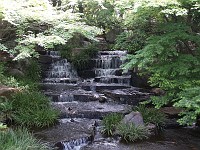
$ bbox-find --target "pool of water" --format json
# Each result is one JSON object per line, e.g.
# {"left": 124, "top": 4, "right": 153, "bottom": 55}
{"left": 83, "top": 127, "right": 200, "bottom": 150}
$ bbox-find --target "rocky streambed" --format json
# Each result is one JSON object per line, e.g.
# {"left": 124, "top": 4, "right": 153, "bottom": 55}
{"left": 35, "top": 50, "right": 200, "bottom": 150}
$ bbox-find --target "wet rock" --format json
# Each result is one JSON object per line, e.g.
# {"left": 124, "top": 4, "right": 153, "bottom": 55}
{"left": 146, "top": 123, "right": 157, "bottom": 136}
{"left": 0, "top": 84, "right": 19, "bottom": 98}
{"left": 151, "top": 88, "right": 165, "bottom": 96}
{"left": 52, "top": 101, "right": 131, "bottom": 119}
{"left": 8, "top": 68, "right": 24, "bottom": 77}
{"left": 165, "top": 118, "right": 182, "bottom": 128}
{"left": 38, "top": 55, "right": 53, "bottom": 64}
{"left": 102, "top": 87, "right": 150, "bottom": 105}
{"left": 121, "top": 111, "right": 144, "bottom": 127}
{"left": 160, "top": 107, "right": 182, "bottom": 118}
{"left": 83, "top": 141, "right": 127, "bottom": 150}
{"left": 81, "top": 83, "right": 131, "bottom": 91}
{"left": 34, "top": 118, "right": 97, "bottom": 146}
{"left": 99, "top": 96, "right": 107, "bottom": 103}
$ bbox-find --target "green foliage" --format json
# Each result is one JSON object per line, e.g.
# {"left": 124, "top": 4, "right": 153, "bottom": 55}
{"left": 102, "top": 113, "right": 123, "bottom": 136}
{"left": 11, "top": 91, "right": 59, "bottom": 127}
{"left": 0, "top": 96, "right": 13, "bottom": 123}
{"left": 122, "top": 0, "right": 200, "bottom": 125}
{"left": 114, "top": 30, "right": 147, "bottom": 52}
{"left": 117, "top": 123, "right": 149, "bottom": 142}
{"left": 24, "top": 59, "right": 41, "bottom": 82}
{"left": 0, "top": 63, "right": 21, "bottom": 88}
{"left": 174, "top": 87, "right": 200, "bottom": 125}
{"left": 1, "top": 0, "right": 102, "bottom": 60}
{"left": 134, "top": 104, "right": 166, "bottom": 128}
{"left": 71, "top": 44, "right": 99, "bottom": 70}
{"left": 0, "top": 128, "right": 47, "bottom": 150}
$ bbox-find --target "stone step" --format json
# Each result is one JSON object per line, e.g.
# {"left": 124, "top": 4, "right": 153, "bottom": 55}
{"left": 40, "top": 83, "right": 79, "bottom": 91}
{"left": 42, "top": 78, "right": 79, "bottom": 84}
{"left": 98, "top": 51, "right": 127, "bottom": 56}
{"left": 44, "top": 89, "right": 104, "bottom": 102}
{"left": 94, "top": 75, "right": 131, "bottom": 85}
{"left": 101, "top": 87, "right": 151, "bottom": 105}
{"left": 52, "top": 101, "right": 131, "bottom": 119}
{"left": 78, "top": 69, "right": 125, "bottom": 79}
{"left": 80, "top": 83, "right": 131, "bottom": 91}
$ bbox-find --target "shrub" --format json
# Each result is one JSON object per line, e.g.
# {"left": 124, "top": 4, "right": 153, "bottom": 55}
{"left": 117, "top": 123, "right": 149, "bottom": 142}
{"left": 174, "top": 87, "right": 200, "bottom": 126}
{"left": 24, "top": 59, "right": 41, "bottom": 82}
{"left": 134, "top": 104, "right": 166, "bottom": 129}
{"left": 0, "top": 96, "right": 13, "bottom": 124}
{"left": 102, "top": 113, "right": 123, "bottom": 136}
{"left": 0, "top": 128, "right": 47, "bottom": 150}
{"left": 71, "top": 44, "right": 99, "bottom": 70}
{"left": 11, "top": 91, "right": 59, "bottom": 127}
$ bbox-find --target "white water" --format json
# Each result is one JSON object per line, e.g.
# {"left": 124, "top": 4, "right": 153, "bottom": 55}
{"left": 44, "top": 51, "right": 78, "bottom": 83}
{"left": 94, "top": 51, "right": 130, "bottom": 85}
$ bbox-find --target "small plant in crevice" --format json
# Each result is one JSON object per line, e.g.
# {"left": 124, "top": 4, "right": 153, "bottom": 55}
{"left": 0, "top": 96, "right": 14, "bottom": 125}
{"left": 11, "top": 91, "right": 59, "bottom": 128}
{"left": 0, "top": 128, "right": 48, "bottom": 150}
{"left": 117, "top": 123, "right": 149, "bottom": 142}
{"left": 134, "top": 104, "right": 166, "bottom": 130}
{"left": 71, "top": 44, "right": 99, "bottom": 70}
{"left": 102, "top": 113, "right": 123, "bottom": 136}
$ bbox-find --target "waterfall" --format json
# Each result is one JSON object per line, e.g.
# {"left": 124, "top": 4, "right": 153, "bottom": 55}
{"left": 57, "top": 137, "right": 90, "bottom": 150}
{"left": 43, "top": 51, "right": 78, "bottom": 83}
{"left": 93, "top": 51, "right": 130, "bottom": 85}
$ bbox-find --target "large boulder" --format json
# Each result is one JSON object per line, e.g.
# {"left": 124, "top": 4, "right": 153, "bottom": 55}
{"left": 121, "top": 111, "right": 144, "bottom": 127}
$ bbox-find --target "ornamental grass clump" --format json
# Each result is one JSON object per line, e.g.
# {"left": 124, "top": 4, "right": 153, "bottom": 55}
{"left": 102, "top": 113, "right": 123, "bottom": 136}
{"left": 11, "top": 91, "right": 59, "bottom": 128}
{"left": 0, "top": 128, "right": 48, "bottom": 150}
{"left": 117, "top": 123, "right": 149, "bottom": 142}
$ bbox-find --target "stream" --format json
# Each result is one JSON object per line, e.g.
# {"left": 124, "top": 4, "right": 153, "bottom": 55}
{"left": 36, "top": 50, "right": 200, "bottom": 150}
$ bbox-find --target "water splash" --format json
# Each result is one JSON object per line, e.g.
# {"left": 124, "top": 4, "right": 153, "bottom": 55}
{"left": 57, "top": 137, "right": 90, "bottom": 150}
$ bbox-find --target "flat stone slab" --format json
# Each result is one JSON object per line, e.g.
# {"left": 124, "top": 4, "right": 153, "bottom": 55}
{"left": 40, "top": 83, "right": 79, "bottom": 91}
{"left": 45, "top": 89, "right": 104, "bottom": 102}
{"left": 81, "top": 83, "right": 131, "bottom": 91}
{"left": 52, "top": 101, "right": 131, "bottom": 119}
{"left": 102, "top": 87, "right": 150, "bottom": 105}
{"left": 34, "top": 118, "right": 97, "bottom": 146}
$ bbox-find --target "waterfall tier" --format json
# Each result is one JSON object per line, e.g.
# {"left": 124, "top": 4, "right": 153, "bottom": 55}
{"left": 93, "top": 51, "right": 130, "bottom": 85}
{"left": 43, "top": 51, "right": 78, "bottom": 83}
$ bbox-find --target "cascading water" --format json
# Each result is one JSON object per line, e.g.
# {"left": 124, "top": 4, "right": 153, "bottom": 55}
{"left": 94, "top": 51, "right": 131, "bottom": 85}
{"left": 43, "top": 51, "right": 78, "bottom": 83}
{"left": 59, "top": 137, "right": 90, "bottom": 150}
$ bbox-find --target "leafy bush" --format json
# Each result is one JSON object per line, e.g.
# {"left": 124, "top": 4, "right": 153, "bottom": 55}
{"left": 174, "top": 87, "right": 200, "bottom": 125}
{"left": 11, "top": 91, "right": 59, "bottom": 127}
{"left": 114, "top": 30, "right": 147, "bottom": 53}
{"left": 24, "top": 59, "right": 41, "bottom": 82}
{"left": 134, "top": 104, "right": 166, "bottom": 129}
{"left": 0, "top": 128, "right": 47, "bottom": 150}
{"left": 102, "top": 113, "right": 123, "bottom": 136}
{"left": 0, "top": 96, "right": 13, "bottom": 124}
{"left": 71, "top": 44, "right": 99, "bottom": 70}
{"left": 117, "top": 123, "right": 149, "bottom": 142}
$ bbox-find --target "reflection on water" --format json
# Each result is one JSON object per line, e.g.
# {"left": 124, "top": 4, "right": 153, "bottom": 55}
{"left": 83, "top": 127, "right": 200, "bottom": 150}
